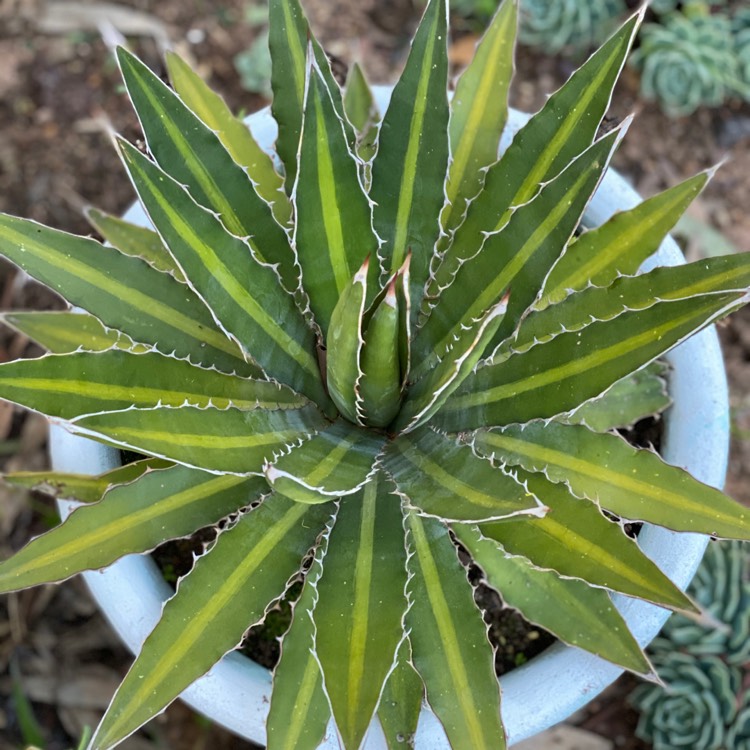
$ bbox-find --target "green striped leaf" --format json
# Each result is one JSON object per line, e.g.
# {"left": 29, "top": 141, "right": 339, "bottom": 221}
{"left": 0, "top": 214, "right": 255, "bottom": 377}
{"left": 269, "top": 0, "right": 354, "bottom": 189}
{"left": 118, "top": 140, "right": 328, "bottom": 408}
{"left": 0, "top": 311, "right": 146, "bottom": 355}
{"left": 378, "top": 639, "right": 423, "bottom": 750}
{"left": 314, "top": 473, "right": 408, "bottom": 750}
{"left": 0, "top": 465, "right": 263, "bottom": 592}
{"left": 265, "top": 420, "right": 384, "bottom": 504}
{"left": 117, "top": 48, "right": 298, "bottom": 292}
{"left": 474, "top": 421, "right": 750, "bottom": 540}
{"left": 165, "top": 51, "right": 291, "bottom": 226}
{"left": 71, "top": 404, "right": 326, "bottom": 476}
{"left": 438, "top": 291, "right": 747, "bottom": 430}
{"left": 360, "top": 281, "right": 402, "bottom": 427}
{"left": 85, "top": 207, "right": 185, "bottom": 280}
{"left": 562, "top": 361, "right": 670, "bottom": 432}
{"left": 475, "top": 469, "right": 697, "bottom": 613}
{"left": 505, "top": 253, "right": 750, "bottom": 360}
{"left": 424, "top": 13, "right": 640, "bottom": 310}
{"left": 453, "top": 523, "right": 653, "bottom": 677}
{"left": 415, "top": 128, "right": 622, "bottom": 378}
{"left": 439, "top": 0, "right": 516, "bottom": 239}
{"left": 5, "top": 458, "right": 171, "bottom": 503}
{"left": 405, "top": 511, "right": 506, "bottom": 750}
{"left": 0, "top": 350, "right": 307, "bottom": 421}
{"left": 369, "top": 0, "right": 449, "bottom": 317}
{"left": 267, "top": 524, "right": 331, "bottom": 750}
{"left": 542, "top": 171, "right": 710, "bottom": 304}
{"left": 326, "top": 259, "right": 368, "bottom": 424}
{"left": 384, "top": 428, "right": 543, "bottom": 522}
{"left": 90, "top": 496, "right": 333, "bottom": 750}
{"left": 294, "top": 56, "right": 379, "bottom": 336}
{"left": 393, "top": 297, "right": 506, "bottom": 432}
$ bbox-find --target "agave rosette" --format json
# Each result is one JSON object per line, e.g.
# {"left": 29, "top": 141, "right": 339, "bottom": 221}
{"left": 1, "top": 1, "right": 750, "bottom": 748}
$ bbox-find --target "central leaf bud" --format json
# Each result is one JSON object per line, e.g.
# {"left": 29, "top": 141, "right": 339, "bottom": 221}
{"left": 326, "top": 256, "right": 411, "bottom": 428}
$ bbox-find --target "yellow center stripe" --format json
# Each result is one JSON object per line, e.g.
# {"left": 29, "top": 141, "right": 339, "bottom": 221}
{"left": 10, "top": 474, "right": 243, "bottom": 576}
{"left": 314, "top": 89, "right": 352, "bottom": 294}
{"left": 305, "top": 433, "right": 362, "bottom": 486}
{"left": 481, "top": 431, "right": 746, "bottom": 526}
{"left": 450, "top": 302, "right": 728, "bottom": 410}
{"left": 347, "top": 482, "right": 377, "bottom": 731}
{"left": 130, "top": 157, "right": 320, "bottom": 381}
{"left": 0, "top": 376, "right": 286, "bottom": 411}
{"left": 112, "top": 502, "right": 309, "bottom": 732}
{"left": 132, "top": 72, "right": 247, "bottom": 240}
{"left": 410, "top": 515, "right": 487, "bottom": 746}
{"left": 3, "top": 225, "right": 241, "bottom": 359}
{"left": 391, "top": 16, "right": 439, "bottom": 271}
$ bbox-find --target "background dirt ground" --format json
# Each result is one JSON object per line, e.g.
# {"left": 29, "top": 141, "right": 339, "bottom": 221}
{"left": 0, "top": 1, "right": 749, "bottom": 748}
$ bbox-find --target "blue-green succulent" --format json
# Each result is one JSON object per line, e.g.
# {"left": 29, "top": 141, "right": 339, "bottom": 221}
{"left": 633, "top": 542, "right": 750, "bottom": 750}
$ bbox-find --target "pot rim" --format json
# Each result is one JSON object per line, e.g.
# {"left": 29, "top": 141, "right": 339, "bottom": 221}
{"left": 50, "top": 90, "right": 728, "bottom": 748}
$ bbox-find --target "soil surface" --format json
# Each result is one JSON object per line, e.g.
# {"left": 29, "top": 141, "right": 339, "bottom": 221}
{"left": 1, "top": 1, "right": 750, "bottom": 749}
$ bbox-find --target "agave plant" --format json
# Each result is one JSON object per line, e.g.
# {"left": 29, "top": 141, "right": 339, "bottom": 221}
{"left": 1, "top": 1, "right": 750, "bottom": 748}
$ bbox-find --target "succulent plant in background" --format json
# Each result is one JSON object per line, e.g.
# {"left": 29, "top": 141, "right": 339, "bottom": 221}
{"left": 631, "top": 542, "right": 750, "bottom": 750}
{"left": 733, "top": 8, "right": 750, "bottom": 95}
{"left": 517, "top": 0, "right": 625, "bottom": 53}
{"left": 1, "top": 1, "right": 750, "bottom": 749}
{"left": 630, "top": 10, "right": 740, "bottom": 116}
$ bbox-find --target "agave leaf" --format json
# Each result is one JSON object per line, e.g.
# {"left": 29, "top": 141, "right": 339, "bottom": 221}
{"left": 439, "top": 0, "right": 516, "bottom": 239}
{"left": 384, "top": 427, "right": 543, "bottom": 523}
{"left": 343, "top": 62, "right": 379, "bottom": 165}
{"left": 265, "top": 420, "right": 384, "bottom": 504}
{"left": 504, "top": 252, "right": 750, "bottom": 359}
{"left": 405, "top": 511, "right": 506, "bottom": 750}
{"left": 360, "top": 281, "right": 402, "bottom": 427}
{"left": 396, "top": 258, "right": 413, "bottom": 387}
{"left": 542, "top": 171, "right": 710, "bottom": 304}
{"left": 70, "top": 404, "right": 326, "bottom": 476}
{"left": 5, "top": 458, "right": 171, "bottom": 503}
{"left": 370, "top": 0, "right": 449, "bottom": 316}
{"left": 326, "top": 259, "right": 368, "bottom": 424}
{"left": 118, "top": 140, "right": 329, "bottom": 409}
{"left": 269, "top": 0, "right": 354, "bottom": 189}
{"left": 453, "top": 523, "right": 654, "bottom": 677}
{"left": 424, "top": 13, "right": 640, "bottom": 309}
{"left": 475, "top": 468, "right": 697, "bottom": 613}
{"left": 438, "top": 291, "right": 748, "bottom": 430}
{"left": 415, "top": 127, "right": 623, "bottom": 378}
{"left": 562, "top": 361, "right": 670, "bottom": 433}
{"left": 393, "top": 297, "right": 506, "bottom": 432}
{"left": 85, "top": 207, "right": 185, "bottom": 280}
{"left": 474, "top": 421, "right": 750, "bottom": 540}
{"left": 90, "top": 496, "right": 333, "bottom": 750}
{"left": 116, "top": 48, "right": 299, "bottom": 293}
{"left": 293, "top": 55, "right": 379, "bottom": 336}
{"left": 0, "top": 466, "right": 264, "bottom": 593}
{"left": 267, "top": 523, "right": 331, "bottom": 750}
{"left": 314, "top": 473, "right": 408, "bottom": 750}
{"left": 0, "top": 350, "right": 307, "bottom": 420}
{"left": 378, "top": 638, "right": 424, "bottom": 750}
{"left": 164, "top": 51, "right": 291, "bottom": 226}
{"left": 0, "top": 312, "right": 146, "bottom": 355}
{"left": 0, "top": 215, "right": 256, "bottom": 377}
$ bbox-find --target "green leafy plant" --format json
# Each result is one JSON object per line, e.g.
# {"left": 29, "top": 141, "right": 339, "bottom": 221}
{"left": 1, "top": 1, "right": 750, "bottom": 748}
{"left": 630, "top": 9, "right": 742, "bottom": 116}
{"left": 631, "top": 542, "right": 750, "bottom": 750}
{"left": 518, "top": 0, "right": 625, "bottom": 53}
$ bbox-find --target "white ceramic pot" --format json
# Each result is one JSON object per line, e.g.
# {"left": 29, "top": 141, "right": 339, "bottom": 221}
{"left": 50, "top": 89, "right": 728, "bottom": 748}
